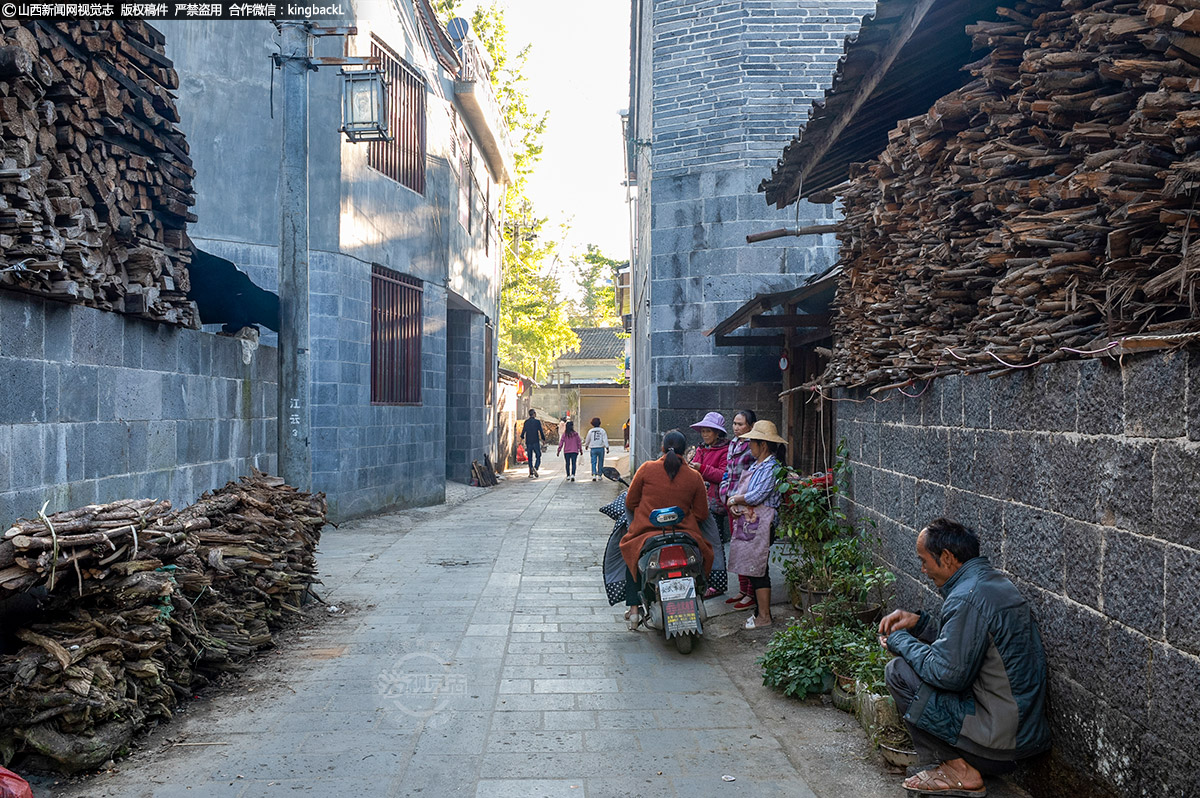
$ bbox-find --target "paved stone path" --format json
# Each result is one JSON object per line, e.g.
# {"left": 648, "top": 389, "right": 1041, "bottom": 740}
{"left": 51, "top": 457, "right": 821, "bottom": 798}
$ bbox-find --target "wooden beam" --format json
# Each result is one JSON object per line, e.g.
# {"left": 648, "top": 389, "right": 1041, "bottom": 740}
{"left": 746, "top": 224, "right": 839, "bottom": 243}
{"left": 750, "top": 313, "right": 833, "bottom": 329}
{"left": 715, "top": 334, "right": 785, "bottom": 348}
{"left": 790, "top": 327, "right": 834, "bottom": 348}
{"left": 783, "top": 0, "right": 939, "bottom": 206}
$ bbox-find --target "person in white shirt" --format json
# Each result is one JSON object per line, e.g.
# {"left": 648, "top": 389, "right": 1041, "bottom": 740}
{"left": 583, "top": 417, "right": 610, "bottom": 481}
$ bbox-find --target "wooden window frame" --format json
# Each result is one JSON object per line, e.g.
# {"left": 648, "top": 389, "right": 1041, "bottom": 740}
{"left": 368, "top": 38, "right": 427, "bottom": 194}
{"left": 371, "top": 265, "right": 423, "bottom": 405}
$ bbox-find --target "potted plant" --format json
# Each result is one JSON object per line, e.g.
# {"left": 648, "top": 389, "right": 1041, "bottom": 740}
{"left": 756, "top": 618, "right": 838, "bottom": 699}
{"left": 851, "top": 645, "right": 918, "bottom": 768}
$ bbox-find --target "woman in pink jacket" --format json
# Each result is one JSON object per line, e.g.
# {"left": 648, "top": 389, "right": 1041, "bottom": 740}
{"left": 556, "top": 420, "right": 583, "bottom": 482}
{"left": 689, "top": 412, "right": 729, "bottom": 598}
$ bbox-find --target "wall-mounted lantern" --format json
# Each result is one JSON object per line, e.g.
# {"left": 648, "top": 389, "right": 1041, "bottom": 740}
{"left": 340, "top": 69, "right": 391, "bottom": 142}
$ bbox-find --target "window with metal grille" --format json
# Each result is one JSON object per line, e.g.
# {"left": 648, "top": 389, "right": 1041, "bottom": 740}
{"left": 453, "top": 110, "right": 472, "bottom": 231}
{"left": 371, "top": 266, "right": 423, "bottom": 405}
{"left": 369, "top": 38, "right": 426, "bottom": 194}
{"left": 484, "top": 321, "right": 494, "bottom": 406}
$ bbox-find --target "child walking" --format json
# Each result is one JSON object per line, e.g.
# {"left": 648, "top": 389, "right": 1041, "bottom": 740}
{"left": 583, "top": 417, "right": 610, "bottom": 481}
{"left": 557, "top": 420, "right": 583, "bottom": 481}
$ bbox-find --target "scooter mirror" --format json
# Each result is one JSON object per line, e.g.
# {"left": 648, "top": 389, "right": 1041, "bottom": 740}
{"left": 601, "top": 467, "right": 624, "bottom": 482}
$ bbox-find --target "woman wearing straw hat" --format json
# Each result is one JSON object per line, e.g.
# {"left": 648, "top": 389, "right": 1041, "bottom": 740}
{"left": 726, "top": 420, "right": 787, "bottom": 630}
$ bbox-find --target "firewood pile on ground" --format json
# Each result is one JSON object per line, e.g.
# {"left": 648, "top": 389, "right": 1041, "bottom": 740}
{"left": 0, "top": 20, "right": 198, "bottom": 326}
{"left": 0, "top": 472, "right": 326, "bottom": 773}
{"left": 816, "top": 0, "right": 1200, "bottom": 389}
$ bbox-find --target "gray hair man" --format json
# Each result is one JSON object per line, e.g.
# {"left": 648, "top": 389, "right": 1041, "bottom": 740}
{"left": 879, "top": 518, "right": 1051, "bottom": 797}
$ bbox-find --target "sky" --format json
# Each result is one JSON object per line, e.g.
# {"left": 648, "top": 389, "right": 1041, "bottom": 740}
{"left": 459, "top": 0, "right": 633, "bottom": 264}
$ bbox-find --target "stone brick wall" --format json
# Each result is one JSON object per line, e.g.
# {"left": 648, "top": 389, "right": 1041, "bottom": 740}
{"left": 445, "top": 309, "right": 488, "bottom": 483}
{"left": 837, "top": 351, "right": 1200, "bottom": 798}
{"left": 310, "top": 253, "right": 448, "bottom": 522}
{"left": 630, "top": 0, "right": 871, "bottom": 462}
{"left": 0, "top": 291, "right": 277, "bottom": 523}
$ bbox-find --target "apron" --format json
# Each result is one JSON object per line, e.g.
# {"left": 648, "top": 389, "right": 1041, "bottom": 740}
{"left": 726, "top": 469, "right": 774, "bottom": 579}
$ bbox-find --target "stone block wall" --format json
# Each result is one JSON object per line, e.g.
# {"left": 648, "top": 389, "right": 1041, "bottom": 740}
{"left": 837, "top": 351, "right": 1200, "bottom": 798}
{"left": 0, "top": 291, "right": 277, "bottom": 524}
{"left": 631, "top": 0, "right": 871, "bottom": 461}
{"left": 445, "top": 308, "right": 488, "bottom": 483}
{"left": 310, "top": 252, "right": 447, "bottom": 522}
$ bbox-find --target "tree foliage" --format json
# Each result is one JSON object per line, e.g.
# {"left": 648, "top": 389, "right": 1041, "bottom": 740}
{"left": 568, "top": 244, "right": 625, "bottom": 328}
{"left": 434, "top": 0, "right": 576, "bottom": 381}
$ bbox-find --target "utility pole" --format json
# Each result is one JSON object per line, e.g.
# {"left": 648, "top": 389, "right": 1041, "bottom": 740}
{"left": 277, "top": 21, "right": 313, "bottom": 491}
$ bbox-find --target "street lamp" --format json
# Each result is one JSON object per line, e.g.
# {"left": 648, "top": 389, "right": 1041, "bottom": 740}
{"left": 340, "top": 69, "right": 391, "bottom": 142}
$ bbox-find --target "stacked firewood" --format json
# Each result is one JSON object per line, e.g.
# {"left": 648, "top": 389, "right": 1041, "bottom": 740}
{"left": 0, "top": 472, "right": 326, "bottom": 772}
{"left": 819, "top": 0, "right": 1200, "bottom": 388}
{"left": 0, "top": 20, "right": 198, "bottom": 326}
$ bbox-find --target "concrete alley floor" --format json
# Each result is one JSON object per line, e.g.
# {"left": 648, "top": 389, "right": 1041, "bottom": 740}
{"left": 43, "top": 455, "right": 1026, "bottom": 798}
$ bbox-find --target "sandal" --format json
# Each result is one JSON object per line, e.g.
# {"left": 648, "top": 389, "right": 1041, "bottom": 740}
{"left": 725, "top": 593, "right": 749, "bottom": 605}
{"left": 743, "top": 615, "right": 772, "bottom": 630}
{"left": 703, "top": 587, "right": 722, "bottom": 600}
{"left": 903, "top": 768, "right": 986, "bottom": 797}
{"left": 626, "top": 607, "right": 644, "bottom": 631}
{"left": 732, "top": 596, "right": 756, "bottom": 610}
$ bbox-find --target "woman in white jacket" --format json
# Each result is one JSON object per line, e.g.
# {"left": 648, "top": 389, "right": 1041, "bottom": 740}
{"left": 582, "top": 417, "right": 610, "bottom": 481}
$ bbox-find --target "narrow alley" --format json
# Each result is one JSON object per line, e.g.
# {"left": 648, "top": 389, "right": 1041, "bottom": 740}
{"left": 42, "top": 460, "right": 902, "bottom": 798}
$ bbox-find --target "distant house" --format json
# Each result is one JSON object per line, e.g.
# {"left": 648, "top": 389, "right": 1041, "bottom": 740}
{"left": 543, "top": 328, "right": 628, "bottom": 440}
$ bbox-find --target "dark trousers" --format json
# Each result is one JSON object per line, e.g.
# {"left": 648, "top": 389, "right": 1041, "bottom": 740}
{"left": 564, "top": 452, "right": 578, "bottom": 476}
{"left": 624, "top": 567, "right": 642, "bottom": 607}
{"left": 526, "top": 442, "right": 542, "bottom": 472}
{"left": 885, "top": 657, "right": 1017, "bottom": 776}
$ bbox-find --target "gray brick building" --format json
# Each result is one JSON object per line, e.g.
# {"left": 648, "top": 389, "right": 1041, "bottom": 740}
{"left": 627, "top": 0, "right": 872, "bottom": 461}
{"left": 159, "top": 4, "right": 510, "bottom": 521}
{"left": 0, "top": 7, "right": 509, "bottom": 526}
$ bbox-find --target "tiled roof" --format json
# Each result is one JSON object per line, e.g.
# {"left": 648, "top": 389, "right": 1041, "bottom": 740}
{"left": 561, "top": 327, "right": 624, "bottom": 360}
{"left": 760, "top": 0, "right": 1001, "bottom": 207}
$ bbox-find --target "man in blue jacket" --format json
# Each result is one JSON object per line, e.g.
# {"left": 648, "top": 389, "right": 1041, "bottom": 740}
{"left": 879, "top": 518, "right": 1050, "bottom": 797}
{"left": 521, "top": 409, "right": 546, "bottom": 478}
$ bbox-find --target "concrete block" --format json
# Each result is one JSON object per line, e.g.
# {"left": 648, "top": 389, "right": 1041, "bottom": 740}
{"left": 178, "top": 419, "right": 215, "bottom": 465}
{"left": 1191, "top": 349, "right": 1200, "bottom": 442}
{"left": 84, "top": 422, "right": 130, "bottom": 480}
{"left": 66, "top": 478, "right": 98, "bottom": 509}
{"left": 9, "top": 424, "right": 44, "bottom": 490}
{"left": 114, "top": 368, "right": 164, "bottom": 421}
{"left": 55, "top": 365, "right": 99, "bottom": 423}
{"left": 1102, "top": 528, "right": 1165, "bottom": 636}
{"left": 946, "top": 429, "right": 976, "bottom": 492}
{"left": 1149, "top": 643, "right": 1200, "bottom": 749}
{"left": 1007, "top": 433, "right": 1054, "bottom": 511}
{"left": 43, "top": 302, "right": 72, "bottom": 361}
{"left": 97, "top": 473, "right": 138, "bottom": 505}
{"left": 1033, "top": 591, "right": 1108, "bottom": 690}
{"left": 0, "top": 358, "right": 45, "bottom": 424}
{"left": 1001, "top": 504, "right": 1064, "bottom": 592}
{"left": 1063, "top": 519, "right": 1103, "bottom": 611}
{"left": 1124, "top": 351, "right": 1186, "bottom": 438}
{"left": 0, "top": 296, "right": 43, "bottom": 359}
{"left": 1027, "top": 361, "right": 1079, "bottom": 432}
{"left": 1078, "top": 358, "right": 1122, "bottom": 436}
{"left": 1151, "top": 441, "right": 1200, "bottom": 549}
{"left": 1164, "top": 547, "right": 1200, "bottom": 655}
{"left": 92, "top": 311, "right": 125, "bottom": 367}
{"left": 123, "top": 321, "right": 143, "bottom": 368}
{"left": 142, "top": 324, "right": 179, "bottom": 372}
{"left": 961, "top": 373, "right": 990, "bottom": 429}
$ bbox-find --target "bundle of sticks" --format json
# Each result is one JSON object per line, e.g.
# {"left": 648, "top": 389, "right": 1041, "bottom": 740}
{"left": 818, "top": 0, "right": 1200, "bottom": 388}
{"left": 0, "top": 472, "right": 326, "bottom": 772}
{"left": 0, "top": 20, "right": 197, "bottom": 326}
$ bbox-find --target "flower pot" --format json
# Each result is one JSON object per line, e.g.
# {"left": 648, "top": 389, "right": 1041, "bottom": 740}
{"left": 854, "top": 603, "right": 885, "bottom": 626}
{"left": 831, "top": 680, "right": 855, "bottom": 712}
{"left": 879, "top": 741, "right": 919, "bottom": 769}
{"left": 787, "top": 583, "right": 830, "bottom": 614}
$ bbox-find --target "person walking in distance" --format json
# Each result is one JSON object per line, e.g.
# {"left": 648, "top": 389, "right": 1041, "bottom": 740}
{"left": 583, "top": 417, "right": 610, "bottom": 481}
{"left": 522, "top": 409, "right": 546, "bottom": 478}
{"left": 719, "top": 409, "right": 758, "bottom": 609}
{"left": 557, "top": 420, "right": 583, "bottom": 482}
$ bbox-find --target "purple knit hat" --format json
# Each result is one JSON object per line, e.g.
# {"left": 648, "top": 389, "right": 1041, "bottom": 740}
{"left": 689, "top": 412, "right": 726, "bottom": 434}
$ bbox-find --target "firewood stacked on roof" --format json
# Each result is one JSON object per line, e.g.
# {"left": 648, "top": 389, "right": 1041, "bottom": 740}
{"left": 0, "top": 472, "right": 326, "bottom": 773}
{"left": 0, "top": 20, "right": 198, "bottom": 326}
{"left": 819, "top": 0, "right": 1200, "bottom": 388}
